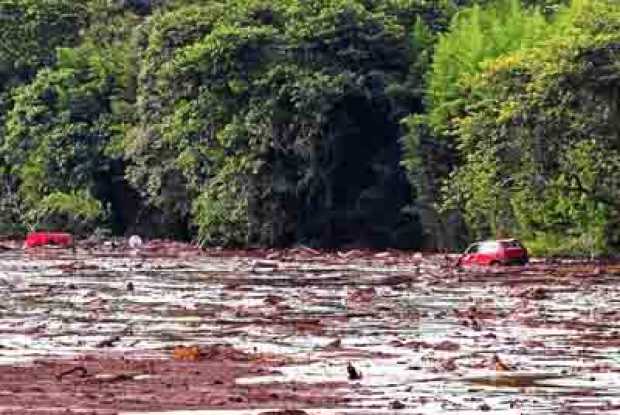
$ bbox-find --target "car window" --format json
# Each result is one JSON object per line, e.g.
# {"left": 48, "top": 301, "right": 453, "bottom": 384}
{"left": 502, "top": 240, "right": 523, "bottom": 249}
{"left": 479, "top": 241, "right": 499, "bottom": 253}
{"left": 465, "top": 243, "right": 479, "bottom": 254}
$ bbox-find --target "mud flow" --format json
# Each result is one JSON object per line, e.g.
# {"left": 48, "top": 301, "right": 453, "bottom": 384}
{"left": 0, "top": 248, "right": 619, "bottom": 414}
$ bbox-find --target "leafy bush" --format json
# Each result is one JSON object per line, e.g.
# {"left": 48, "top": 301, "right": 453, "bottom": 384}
{"left": 0, "top": 175, "right": 26, "bottom": 236}
{"left": 0, "top": 0, "right": 86, "bottom": 92}
{"left": 25, "top": 190, "right": 104, "bottom": 235}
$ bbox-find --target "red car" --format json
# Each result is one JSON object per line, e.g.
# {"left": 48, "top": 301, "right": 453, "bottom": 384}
{"left": 457, "top": 239, "right": 528, "bottom": 266}
{"left": 25, "top": 232, "right": 74, "bottom": 248}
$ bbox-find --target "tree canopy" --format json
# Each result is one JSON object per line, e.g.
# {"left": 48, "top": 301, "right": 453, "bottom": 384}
{"left": 1, "top": 0, "right": 620, "bottom": 255}
{"left": 402, "top": 0, "right": 620, "bottom": 254}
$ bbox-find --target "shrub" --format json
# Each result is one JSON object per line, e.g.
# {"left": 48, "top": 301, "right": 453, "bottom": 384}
{"left": 25, "top": 190, "right": 104, "bottom": 235}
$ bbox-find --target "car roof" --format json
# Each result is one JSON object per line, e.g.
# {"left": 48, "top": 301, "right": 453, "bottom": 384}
{"left": 467, "top": 239, "right": 521, "bottom": 247}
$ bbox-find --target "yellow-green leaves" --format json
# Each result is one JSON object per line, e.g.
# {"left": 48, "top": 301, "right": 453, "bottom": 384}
{"left": 442, "top": 1, "right": 620, "bottom": 254}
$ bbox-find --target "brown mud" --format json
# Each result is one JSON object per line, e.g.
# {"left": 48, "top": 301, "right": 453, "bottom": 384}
{"left": 0, "top": 351, "right": 346, "bottom": 414}
{"left": 0, "top": 243, "right": 619, "bottom": 414}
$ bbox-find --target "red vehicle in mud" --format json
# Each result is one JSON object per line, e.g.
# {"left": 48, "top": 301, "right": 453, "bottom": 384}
{"left": 457, "top": 239, "right": 528, "bottom": 266}
{"left": 25, "top": 232, "right": 73, "bottom": 248}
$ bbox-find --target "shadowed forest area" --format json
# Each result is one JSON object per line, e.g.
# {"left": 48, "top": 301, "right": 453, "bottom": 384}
{"left": 1, "top": 0, "right": 620, "bottom": 255}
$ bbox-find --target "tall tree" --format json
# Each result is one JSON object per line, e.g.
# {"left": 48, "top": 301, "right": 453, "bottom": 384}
{"left": 401, "top": 0, "right": 572, "bottom": 249}
{"left": 127, "top": 0, "right": 437, "bottom": 247}
{"left": 442, "top": 0, "right": 620, "bottom": 255}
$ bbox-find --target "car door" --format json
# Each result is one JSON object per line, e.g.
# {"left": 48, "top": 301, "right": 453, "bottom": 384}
{"left": 460, "top": 243, "right": 480, "bottom": 265}
{"left": 502, "top": 240, "right": 527, "bottom": 263}
{"left": 476, "top": 241, "right": 500, "bottom": 265}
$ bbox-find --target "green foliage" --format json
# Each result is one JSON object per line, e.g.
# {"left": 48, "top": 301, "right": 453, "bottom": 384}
{"left": 400, "top": 0, "right": 567, "bottom": 249}
{"left": 0, "top": 0, "right": 86, "bottom": 91}
{"left": 399, "top": 0, "right": 620, "bottom": 255}
{"left": 3, "top": 44, "right": 127, "bottom": 201}
{"left": 26, "top": 190, "right": 104, "bottom": 234}
{"left": 192, "top": 160, "right": 251, "bottom": 246}
{"left": 128, "top": 0, "right": 422, "bottom": 247}
{"left": 426, "top": 0, "right": 562, "bottom": 133}
{"left": 0, "top": 174, "right": 25, "bottom": 236}
{"left": 442, "top": 1, "right": 620, "bottom": 255}
{"left": 2, "top": 0, "right": 619, "bottom": 256}
{"left": 0, "top": 0, "right": 90, "bottom": 235}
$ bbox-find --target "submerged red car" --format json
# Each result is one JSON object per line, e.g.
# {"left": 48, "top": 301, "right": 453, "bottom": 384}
{"left": 25, "top": 232, "right": 73, "bottom": 248}
{"left": 457, "top": 239, "right": 528, "bottom": 266}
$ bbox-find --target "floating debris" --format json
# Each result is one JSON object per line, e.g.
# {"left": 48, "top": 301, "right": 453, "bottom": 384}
{"left": 347, "top": 362, "right": 362, "bottom": 380}
{"left": 0, "top": 250, "right": 618, "bottom": 412}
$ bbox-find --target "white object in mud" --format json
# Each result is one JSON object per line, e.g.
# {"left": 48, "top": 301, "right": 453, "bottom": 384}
{"left": 128, "top": 235, "right": 143, "bottom": 249}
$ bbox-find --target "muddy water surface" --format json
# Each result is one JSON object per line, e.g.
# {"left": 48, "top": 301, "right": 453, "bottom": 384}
{"left": 0, "top": 249, "right": 619, "bottom": 414}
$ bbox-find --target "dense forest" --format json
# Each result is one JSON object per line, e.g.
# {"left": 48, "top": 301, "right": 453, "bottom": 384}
{"left": 1, "top": 0, "right": 619, "bottom": 255}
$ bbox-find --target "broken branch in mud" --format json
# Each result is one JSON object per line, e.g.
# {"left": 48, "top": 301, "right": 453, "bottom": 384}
{"left": 347, "top": 362, "right": 362, "bottom": 380}
{"left": 96, "top": 335, "right": 121, "bottom": 348}
{"left": 94, "top": 372, "right": 138, "bottom": 383}
{"left": 56, "top": 365, "right": 88, "bottom": 380}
